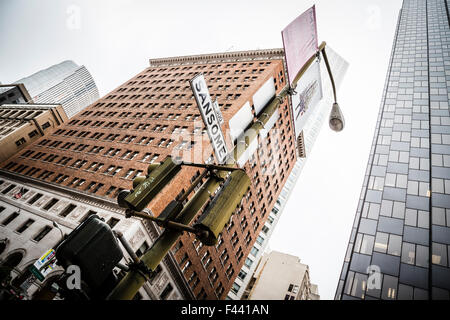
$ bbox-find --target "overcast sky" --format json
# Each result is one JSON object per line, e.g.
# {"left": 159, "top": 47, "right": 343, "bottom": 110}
{"left": 0, "top": 0, "right": 403, "bottom": 299}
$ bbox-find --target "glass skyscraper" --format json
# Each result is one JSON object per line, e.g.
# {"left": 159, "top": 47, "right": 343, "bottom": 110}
{"left": 15, "top": 60, "right": 99, "bottom": 118}
{"left": 336, "top": 0, "right": 450, "bottom": 300}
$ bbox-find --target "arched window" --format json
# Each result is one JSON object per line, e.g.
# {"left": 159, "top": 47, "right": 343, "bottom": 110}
{"left": 0, "top": 251, "right": 24, "bottom": 284}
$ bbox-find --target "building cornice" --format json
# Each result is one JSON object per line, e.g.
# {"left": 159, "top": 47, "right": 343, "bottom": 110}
{"left": 149, "top": 48, "right": 285, "bottom": 67}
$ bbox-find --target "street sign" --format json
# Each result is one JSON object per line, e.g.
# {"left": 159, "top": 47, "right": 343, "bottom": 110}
{"left": 190, "top": 74, "right": 229, "bottom": 164}
{"left": 282, "top": 5, "right": 319, "bottom": 86}
{"left": 29, "top": 249, "right": 57, "bottom": 281}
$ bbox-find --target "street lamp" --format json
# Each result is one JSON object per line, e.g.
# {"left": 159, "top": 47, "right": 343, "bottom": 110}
{"left": 329, "top": 102, "right": 345, "bottom": 132}
{"left": 320, "top": 43, "right": 345, "bottom": 132}
{"left": 290, "top": 41, "right": 345, "bottom": 133}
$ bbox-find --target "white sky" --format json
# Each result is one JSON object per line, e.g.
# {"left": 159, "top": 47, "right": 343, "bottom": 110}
{"left": 0, "top": 0, "right": 403, "bottom": 300}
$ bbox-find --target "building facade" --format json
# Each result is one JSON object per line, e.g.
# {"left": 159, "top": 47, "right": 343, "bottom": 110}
{"left": 228, "top": 46, "right": 349, "bottom": 300}
{"left": 0, "top": 170, "right": 193, "bottom": 300}
{"left": 0, "top": 104, "right": 68, "bottom": 163}
{"left": 0, "top": 84, "right": 32, "bottom": 106}
{"left": 1, "top": 49, "right": 299, "bottom": 299}
{"left": 336, "top": 0, "right": 450, "bottom": 300}
{"left": 243, "top": 250, "right": 319, "bottom": 300}
{"left": 15, "top": 60, "right": 99, "bottom": 118}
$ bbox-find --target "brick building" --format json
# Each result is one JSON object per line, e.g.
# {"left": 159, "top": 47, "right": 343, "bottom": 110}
{"left": 1, "top": 49, "right": 298, "bottom": 299}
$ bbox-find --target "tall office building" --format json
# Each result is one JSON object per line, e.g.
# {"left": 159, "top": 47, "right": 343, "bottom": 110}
{"left": 228, "top": 46, "right": 348, "bottom": 300}
{"left": 1, "top": 49, "right": 298, "bottom": 299}
{"left": 15, "top": 61, "right": 99, "bottom": 118}
{"left": 336, "top": 0, "right": 450, "bottom": 300}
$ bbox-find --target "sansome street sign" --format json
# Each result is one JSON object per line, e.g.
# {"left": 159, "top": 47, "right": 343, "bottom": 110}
{"left": 190, "top": 74, "right": 229, "bottom": 164}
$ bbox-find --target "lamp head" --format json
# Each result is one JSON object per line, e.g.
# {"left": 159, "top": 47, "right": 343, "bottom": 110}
{"left": 329, "top": 102, "right": 345, "bottom": 132}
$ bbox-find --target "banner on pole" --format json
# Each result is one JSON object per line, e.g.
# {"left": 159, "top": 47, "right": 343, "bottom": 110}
{"left": 282, "top": 5, "right": 319, "bottom": 86}
{"left": 290, "top": 60, "right": 323, "bottom": 139}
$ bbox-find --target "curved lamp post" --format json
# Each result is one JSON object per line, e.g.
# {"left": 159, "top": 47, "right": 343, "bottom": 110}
{"left": 291, "top": 41, "right": 345, "bottom": 132}
{"left": 320, "top": 44, "right": 345, "bottom": 132}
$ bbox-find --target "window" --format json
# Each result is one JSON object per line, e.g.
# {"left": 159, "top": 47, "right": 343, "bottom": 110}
{"left": 28, "top": 130, "right": 39, "bottom": 138}
{"left": 387, "top": 235, "right": 402, "bottom": 256}
{"left": 136, "top": 241, "right": 149, "bottom": 257}
{"left": 33, "top": 226, "right": 52, "bottom": 242}
{"left": 256, "top": 235, "right": 264, "bottom": 246}
{"left": 105, "top": 186, "right": 117, "bottom": 196}
{"left": 1, "top": 212, "right": 19, "bottom": 226}
{"left": 244, "top": 258, "right": 253, "bottom": 268}
{"left": 374, "top": 232, "right": 389, "bottom": 253}
{"left": 201, "top": 251, "right": 211, "bottom": 268}
{"left": 159, "top": 283, "right": 173, "bottom": 300}
{"left": 349, "top": 272, "right": 367, "bottom": 299}
{"left": 381, "top": 275, "right": 398, "bottom": 300}
{"left": 28, "top": 193, "right": 42, "bottom": 205}
{"left": 250, "top": 247, "right": 259, "bottom": 257}
{"left": 432, "top": 243, "right": 448, "bottom": 267}
{"left": 16, "top": 219, "right": 34, "bottom": 233}
{"left": 15, "top": 137, "right": 26, "bottom": 147}
{"left": 230, "top": 283, "right": 240, "bottom": 295}
{"left": 107, "top": 217, "right": 120, "bottom": 229}
{"left": 123, "top": 169, "right": 136, "bottom": 179}
{"left": 182, "top": 260, "right": 192, "bottom": 273}
{"left": 2, "top": 184, "right": 16, "bottom": 195}
{"left": 415, "top": 245, "right": 428, "bottom": 268}
{"left": 360, "top": 235, "right": 374, "bottom": 255}
{"left": 59, "top": 204, "right": 76, "bottom": 217}
{"left": 237, "top": 269, "right": 249, "bottom": 282}
{"left": 172, "top": 241, "right": 183, "bottom": 254}
{"left": 43, "top": 198, "right": 58, "bottom": 211}
{"left": 401, "top": 242, "right": 415, "bottom": 265}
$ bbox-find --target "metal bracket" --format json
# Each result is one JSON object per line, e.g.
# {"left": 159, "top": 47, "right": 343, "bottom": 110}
{"left": 287, "top": 86, "right": 298, "bottom": 96}
{"left": 127, "top": 261, "right": 154, "bottom": 281}
{"left": 179, "top": 161, "right": 245, "bottom": 173}
{"left": 124, "top": 209, "right": 209, "bottom": 239}
{"left": 256, "top": 120, "right": 265, "bottom": 128}
{"left": 316, "top": 49, "right": 322, "bottom": 62}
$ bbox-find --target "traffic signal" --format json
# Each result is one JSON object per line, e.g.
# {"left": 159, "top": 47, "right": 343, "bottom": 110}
{"left": 55, "top": 215, "right": 123, "bottom": 292}
{"left": 194, "top": 170, "right": 250, "bottom": 246}
{"left": 118, "top": 157, "right": 181, "bottom": 212}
